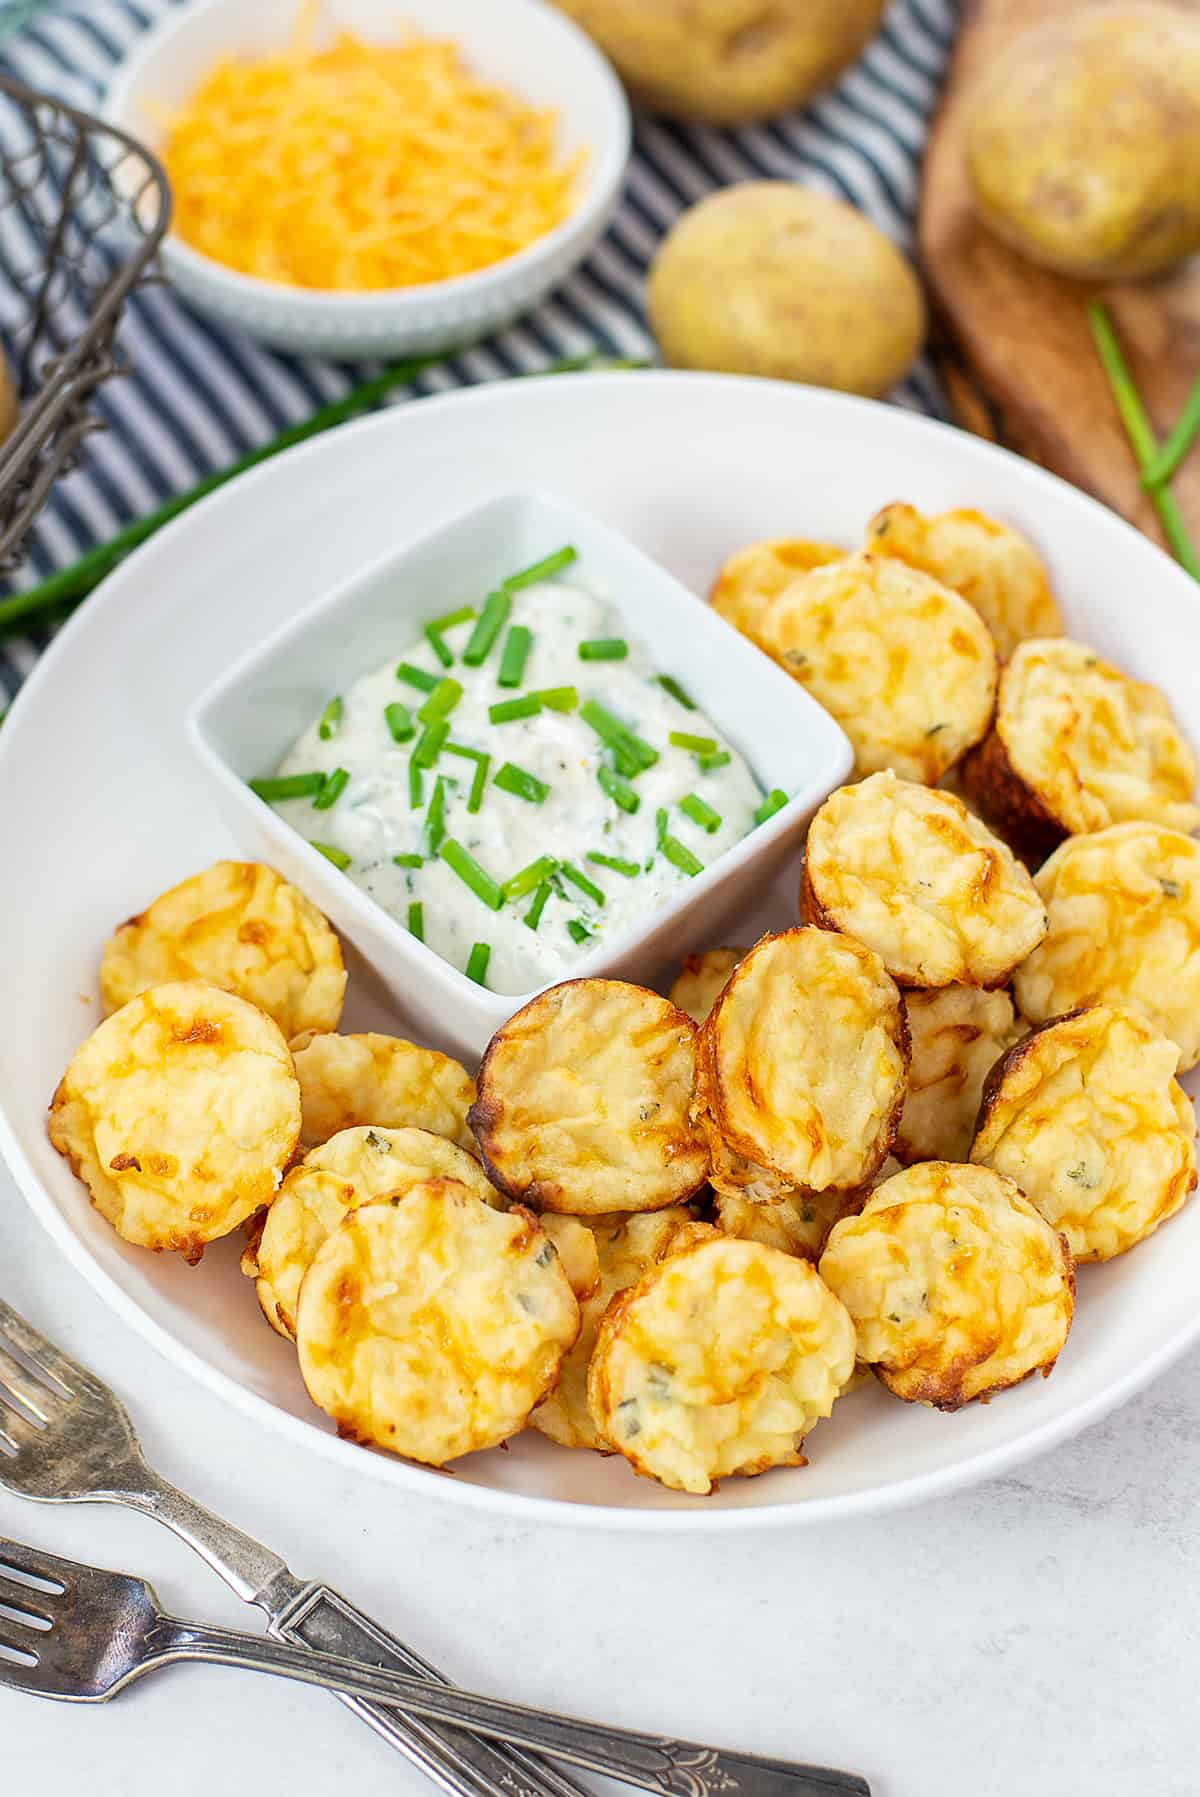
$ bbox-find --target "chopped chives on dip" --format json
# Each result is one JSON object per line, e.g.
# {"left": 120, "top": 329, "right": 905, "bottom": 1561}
{"left": 680, "top": 793, "right": 722, "bottom": 834}
{"left": 318, "top": 696, "right": 343, "bottom": 740}
{"left": 465, "top": 941, "right": 492, "bottom": 985}
{"left": 655, "top": 674, "right": 696, "bottom": 710}
{"left": 493, "top": 761, "right": 549, "bottom": 804}
{"left": 754, "top": 788, "right": 789, "bottom": 825}
{"left": 407, "top": 900, "right": 424, "bottom": 941}
{"left": 578, "top": 638, "right": 628, "bottom": 661}
{"left": 311, "top": 840, "right": 350, "bottom": 870}
{"left": 312, "top": 766, "right": 349, "bottom": 810}
{"left": 260, "top": 548, "right": 769, "bottom": 993}
{"left": 698, "top": 749, "right": 732, "bottom": 772}
{"left": 250, "top": 771, "right": 326, "bottom": 801}
{"left": 424, "top": 625, "right": 454, "bottom": 668}
{"left": 669, "top": 730, "right": 718, "bottom": 754}
{"left": 497, "top": 625, "right": 534, "bottom": 688}
{"left": 502, "top": 545, "right": 576, "bottom": 590}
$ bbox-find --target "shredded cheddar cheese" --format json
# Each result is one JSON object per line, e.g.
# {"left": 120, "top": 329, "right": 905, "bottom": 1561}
{"left": 161, "top": 11, "right": 584, "bottom": 291}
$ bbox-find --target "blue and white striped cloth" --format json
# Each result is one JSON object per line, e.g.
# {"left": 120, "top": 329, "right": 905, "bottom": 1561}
{"left": 0, "top": 0, "right": 958, "bottom": 701}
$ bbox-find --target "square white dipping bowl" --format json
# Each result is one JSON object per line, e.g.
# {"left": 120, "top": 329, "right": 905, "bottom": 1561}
{"left": 188, "top": 490, "right": 852, "bottom": 1060}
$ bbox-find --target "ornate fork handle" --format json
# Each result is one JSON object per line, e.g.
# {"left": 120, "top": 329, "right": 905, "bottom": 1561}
{"left": 152, "top": 1616, "right": 869, "bottom": 1797}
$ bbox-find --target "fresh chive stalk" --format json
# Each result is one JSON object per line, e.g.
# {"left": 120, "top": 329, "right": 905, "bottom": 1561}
{"left": 393, "top": 852, "right": 424, "bottom": 868}
{"left": 318, "top": 696, "right": 343, "bottom": 740}
{"left": 409, "top": 759, "right": 424, "bottom": 809}
{"left": 424, "top": 626, "right": 454, "bottom": 668}
{"left": 534, "top": 685, "right": 578, "bottom": 712}
{"left": 445, "top": 743, "right": 490, "bottom": 813}
{"left": 396, "top": 661, "right": 440, "bottom": 693}
{"left": 578, "top": 638, "right": 628, "bottom": 661}
{"left": 502, "top": 546, "right": 577, "bottom": 590}
{"left": 524, "top": 881, "right": 552, "bottom": 930}
{"left": 680, "top": 793, "right": 722, "bottom": 834}
{"left": 493, "top": 761, "right": 549, "bottom": 804}
{"left": 249, "top": 772, "right": 326, "bottom": 801}
{"left": 312, "top": 766, "right": 349, "bottom": 810}
{"left": 430, "top": 605, "right": 477, "bottom": 633}
{"left": 655, "top": 674, "right": 696, "bottom": 710}
{"left": 698, "top": 749, "right": 732, "bottom": 772}
{"left": 489, "top": 694, "right": 541, "bottom": 724}
{"left": 567, "top": 919, "right": 593, "bottom": 944}
{"left": 465, "top": 942, "right": 491, "bottom": 985}
{"left": 559, "top": 861, "right": 605, "bottom": 906}
{"left": 656, "top": 806, "right": 669, "bottom": 848}
{"left": 586, "top": 851, "right": 640, "bottom": 877}
{"left": 579, "top": 701, "right": 659, "bottom": 775}
{"left": 462, "top": 590, "right": 511, "bottom": 666}
{"left": 597, "top": 765, "right": 640, "bottom": 813}
{"left": 413, "top": 720, "right": 449, "bottom": 768}
{"left": 311, "top": 840, "right": 351, "bottom": 870}
{"left": 407, "top": 900, "right": 424, "bottom": 941}
{"left": 661, "top": 834, "right": 704, "bottom": 877}
{"left": 497, "top": 625, "right": 534, "bottom": 688}
{"left": 754, "top": 788, "right": 789, "bottom": 826}
{"left": 426, "top": 775, "right": 448, "bottom": 853}
{"left": 669, "top": 731, "right": 718, "bottom": 754}
{"left": 417, "top": 678, "right": 463, "bottom": 724}
{"left": 384, "top": 701, "right": 415, "bottom": 742}
{"left": 503, "top": 854, "right": 559, "bottom": 900}
{"left": 439, "top": 838, "right": 504, "bottom": 910}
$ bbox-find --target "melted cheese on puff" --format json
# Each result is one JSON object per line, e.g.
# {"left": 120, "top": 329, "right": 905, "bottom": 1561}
{"left": 895, "top": 984, "right": 1024, "bottom": 1164}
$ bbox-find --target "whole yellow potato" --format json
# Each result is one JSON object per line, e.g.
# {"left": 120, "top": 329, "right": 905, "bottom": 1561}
{"left": 552, "top": 0, "right": 886, "bottom": 125}
{"left": 647, "top": 183, "right": 925, "bottom": 397}
{"left": 966, "top": 5, "right": 1200, "bottom": 281}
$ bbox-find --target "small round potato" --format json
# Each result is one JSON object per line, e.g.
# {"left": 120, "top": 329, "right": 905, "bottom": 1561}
{"left": 708, "top": 540, "right": 843, "bottom": 647}
{"left": 760, "top": 552, "right": 998, "bottom": 783}
{"left": 697, "top": 928, "right": 908, "bottom": 1192}
{"left": 48, "top": 980, "right": 300, "bottom": 1262}
{"left": 470, "top": 979, "right": 709, "bottom": 1215}
{"left": 864, "top": 503, "right": 1062, "bottom": 658}
{"left": 801, "top": 773, "right": 1048, "bottom": 988}
{"left": 100, "top": 861, "right": 346, "bottom": 1041}
{"left": 966, "top": 6, "right": 1200, "bottom": 281}
{"left": 530, "top": 1208, "right": 695, "bottom": 1452}
{"left": 549, "top": 1, "right": 887, "bottom": 127}
{"left": 961, "top": 639, "right": 1200, "bottom": 852}
{"left": 971, "top": 1005, "right": 1197, "bottom": 1262}
{"left": 589, "top": 1231, "right": 855, "bottom": 1493}
{"left": 711, "top": 1188, "right": 863, "bottom": 1262}
{"left": 647, "top": 184, "right": 925, "bottom": 398}
{"left": 894, "top": 985, "right": 1023, "bottom": 1165}
{"left": 667, "top": 945, "right": 747, "bottom": 1027}
{"left": 296, "top": 1180, "right": 579, "bottom": 1466}
{"left": 1013, "top": 823, "right": 1200, "bottom": 1071}
{"left": 820, "top": 1162, "right": 1074, "bottom": 1409}
{"left": 290, "top": 1030, "right": 475, "bottom": 1151}
{"left": 244, "top": 1125, "right": 501, "bottom": 1340}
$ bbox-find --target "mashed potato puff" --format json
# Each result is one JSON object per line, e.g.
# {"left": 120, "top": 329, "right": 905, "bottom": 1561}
{"left": 48, "top": 980, "right": 300, "bottom": 1262}
{"left": 708, "top": 540, "right": 843, "bottom": 646}
{"left": 700, "top": 928, "right": 908, "bottom": 1192}
{"left": 537, "top": 1213, "right": 602, "bottom": 1303}
{"left": 1013, "top": 823, "right": 1200, "bottom": 1070}
{"left": 530, "top": 1208, "right": 695, "bottom": 1451}
{"left": 668, "top": 946, "right": 747, "bottom": 1026}
{"left": 244, "top": 1125, "right": 500, "bottom": 1339}
{"left": 589, "top": 1233, "right": 855, "bottom": 1493}
{"left": 801, "top": 773, "right": 1047, "bottom": 987}
{"left": 865, "top": 503, "right": 1061, "bottom": 657}
{"left": 290, "top": 1030, "right": 475, "bottom": 1151}
{"left": 712, "top": 1188, "right": 863, "bottom": 1261}
{"left": 759, "top": 552, "right": 998, "bottom": 783}
{"left": 471, "top": 979, "right": 709, "bottom": 1215}
{"left": 962, "top": 639, "right": 1200, "bottom": 850}
{"left": 895, "top": 984, "right": 1023, "bottom": 1164}
{"left": 100, "top": 861, "right": 345, "bottom": 1041}
{"left": 821, "top": 1161, "right": 1074, "bottom": 1409}
{"left": 971, "top": 1006, "right": 1196, "bottom": 1262}
{"left": 296, "top": 1180, "right": 579, "bottom": 1466}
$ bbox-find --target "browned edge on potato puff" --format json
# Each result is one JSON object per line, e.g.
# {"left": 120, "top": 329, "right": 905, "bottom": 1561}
{"left": 959, "top": 727, "right": 1065, "bottom": 864}
{"left": 969, "top": 1005, "right": 1092, "bottom": 1150}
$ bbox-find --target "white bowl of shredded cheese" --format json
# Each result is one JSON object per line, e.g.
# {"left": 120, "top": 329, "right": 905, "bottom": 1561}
{"left": 103, "top": 0, "right": 631, "bottom": 359}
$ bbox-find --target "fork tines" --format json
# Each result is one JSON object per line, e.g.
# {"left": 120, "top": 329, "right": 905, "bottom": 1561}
{"left": 0, "top": 1299, "right": 82, "bottom": 1399}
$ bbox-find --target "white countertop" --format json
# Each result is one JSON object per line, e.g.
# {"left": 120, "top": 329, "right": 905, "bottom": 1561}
{"left": 4, "top": 1168, "right": 1198, "bottom": 1797}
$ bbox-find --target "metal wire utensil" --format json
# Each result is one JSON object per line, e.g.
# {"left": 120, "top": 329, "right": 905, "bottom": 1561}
{"left": 0, "top": 70, "right": 169, "bottom": 573}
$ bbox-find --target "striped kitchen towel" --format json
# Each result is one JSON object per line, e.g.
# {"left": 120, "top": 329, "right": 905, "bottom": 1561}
{"left": 0, "top": 0, "right": 959, "bottom": 701}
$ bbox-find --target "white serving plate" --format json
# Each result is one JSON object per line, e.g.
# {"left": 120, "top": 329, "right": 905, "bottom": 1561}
{"left": 190, "top": 487, "right": 851, "bottom": 1059}
{"left": 2, "top": 371, "right": 1198, "bottom": 1531}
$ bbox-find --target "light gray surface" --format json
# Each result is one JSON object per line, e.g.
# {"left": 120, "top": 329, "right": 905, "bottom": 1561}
{"left": 3, "top": 1165, "right": 1198, "bottom": 1797}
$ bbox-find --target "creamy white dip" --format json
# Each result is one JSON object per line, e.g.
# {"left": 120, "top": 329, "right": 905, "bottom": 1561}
{"left": 268, "top": 566, "right": 768, "bottom": 994}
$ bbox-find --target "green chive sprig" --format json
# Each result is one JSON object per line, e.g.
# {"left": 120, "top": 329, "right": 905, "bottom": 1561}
{"left": 580, "top": 701, "right": 658, "bottom": 776}
{"left": 503, "top": 854, "right": 559, "bottom": 900}
{"left": 417, "top": 678, "right": 463, "bottom": 724}
{"left": 424, "top": 626, "right": 454, "bottom": 668}
{"left": 680, "top": 793, "right": 722, "bottom": 834}
{"left": 312, "top": 766, "right": 349, "bottom": 810}
{"left": 445, "top": 743, "right": 490, "bottom": 813}
{"left": 439, "top": 838, "right": 504, "bottom": 910}
{"left": 598, "top": 765, "right": 640, "bottom": 813}
{"left": 430, "top": 604, "right": 476, "bottom": 634}
{"left": 534, "top": 685, "right": 578, "bottom": 712}
{"left": 413, "top": 720, "right": 449, "bottom": 767}
{"left": 559, "top": 862, "right": 605, "bottom": 906}
{"left": 408, "top": 760, "right": 424, "bottom": 809}
{"left": 579, "top": 638, "right": 628, "bottom": 661}
{"left": 490, "top": 694, "right": 541, "bottom": 724}
{"left": 408, "top": 900, "right": 424, "bottom": 940}
{"left": 465, "top": 942, "right": 491, "bottom": 985}
{"left": 655, "top": 674, "right": 696, "bottom": 710}
{"left": 524, "top": 882, "right": 552, "bottom": 930}
{"left": 497, "top": 625, "right": 534, "bottom": 688}
{"left": 311, "top": 840, "right": 351, "bottom": 870}
{"left": 494, "top": 761, "right": 549, "bottom": 804}
{"left": 669, "top": 731, "right": 718, "bottom": 755}
{"left": 393, "top": 852, "right": 423, "bottom": 868}
{"left": 567, "top": 919, "right": 593, "bottom": 944}
{"left": 698, "top": 749, "right": 731, "bottom": 772}
{"left": 318, "top": 696, "right": 343, "bottom": 740}
{"left": 462, "top": 591, "right": 511, "bottom": 666}
{"left": 661, "top": 834, "right": 703, "bottom": 877}
{"left": 249, "top": 772, "right": 326, "bottom": 801}
{"left": 587, "top": 851, "right": 639, "bottom": 877}
{"left": 426, "top": 775, "right": 448, "bottom": 853}
{"left": 384, "top": 701, "right": 415, "bottom": 742}
{"left": 502, "top": 546, "right": 577, "bottom": 590}
{"left": 754, "top": 789, "right": 789, "bottom": 825}
{"left": 396, "top": 661, "right": 440, "bottom": 693}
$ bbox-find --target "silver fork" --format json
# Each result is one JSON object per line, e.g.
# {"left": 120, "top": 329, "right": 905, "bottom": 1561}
{"left": 0, "top": 1299, "right": 869, "bottom": 1796}
{"left": 0, "top": 1534, "right": 868, "bottom": 1797}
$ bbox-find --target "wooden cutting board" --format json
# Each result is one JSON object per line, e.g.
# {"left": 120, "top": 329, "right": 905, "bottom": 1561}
{"left": 919, "top": 0, "right": 1200, "bottom": 552}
